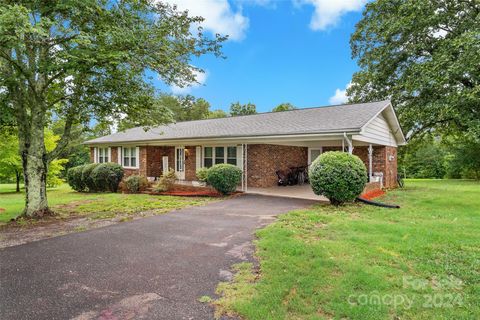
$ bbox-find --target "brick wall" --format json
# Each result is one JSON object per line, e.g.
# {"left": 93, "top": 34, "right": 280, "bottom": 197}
{"left": 352, "top": 146, "right": 397, "bottom": 189}
{"left": 144, "top": 146, "right": 175, "bottom": 177}
{"left": 384, "top": 146, "right": 398, "bottom": 189}
{"left": 246, "top": 144, "right": 308, "bottom": 188}
{"left": 185, "top": 146, "right": 197, "bottom": 181}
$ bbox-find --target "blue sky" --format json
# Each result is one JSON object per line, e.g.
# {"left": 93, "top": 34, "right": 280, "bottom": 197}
{"left": 157, "top": 0, "right": 367, "bottom": 113}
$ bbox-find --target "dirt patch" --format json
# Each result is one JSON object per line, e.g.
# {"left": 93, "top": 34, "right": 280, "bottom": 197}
{"left": 0, "top": 206, "right": 182, "bottom": 249}
{"left": 361, "top": 189, "right": 386, "bottom": 200}
{"left": 72, "top": 293, "right": 163, "bottom": 320}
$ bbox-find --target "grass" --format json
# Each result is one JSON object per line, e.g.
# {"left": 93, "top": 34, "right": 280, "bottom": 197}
{"left": 0, "top": 183, "right": 213, "bottom": 224}
{"left": 214, "top": 180, "right": 480, "bottom": 319}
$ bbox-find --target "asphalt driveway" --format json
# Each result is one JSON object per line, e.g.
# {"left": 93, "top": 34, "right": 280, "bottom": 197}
{"left": 0, "top": 194, "right": 315, "bottom": 320}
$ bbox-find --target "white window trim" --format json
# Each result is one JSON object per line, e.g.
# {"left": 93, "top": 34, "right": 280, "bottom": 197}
{"left": 202, "top": 145, "right": 240, "bottom": 168}
{"left": 308, "top": 147, "right": 323, "bottom": 164}
{"left": 120, "top": 146, "right": 140, "bottom": 169}
{"left": 95, "top": 147, "right": 110, "bottom": 163}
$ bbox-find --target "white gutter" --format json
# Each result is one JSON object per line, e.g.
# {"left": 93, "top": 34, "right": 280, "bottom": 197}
{"left": 85, "top": 131, "right": 361, "bottom": 147}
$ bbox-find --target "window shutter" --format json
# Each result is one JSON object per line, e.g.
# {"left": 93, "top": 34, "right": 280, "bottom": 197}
{"left": 236, "top": 145, "right": 243, "bottom": 170}
{"left": 117, "top": 147, "right": 122, "bottom": 165}
{"left": 195, "top": 146, "right": 202, "bottom": 171}
{"left": 135, "top": 147, "right": 140, "bottom": 168}
{"left": 93, "top": 147, "right": 97, "bottom": 163}
{"left": 108, "top": 147, "right": 111, "bottom": 163}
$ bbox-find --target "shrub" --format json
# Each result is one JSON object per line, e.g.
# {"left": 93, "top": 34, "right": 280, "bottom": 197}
{"left": 196, "top": 167, "right": 209, "bottom": 182}
{"left": 124, "top": 175, "right": 149, "bottom": 193}
{"left": 91, "top": 162, "right": 124, "bottom": 192}
{"left": 206, "top": 164, "right": 242, "bottom": 195}
{"left": 309, "top": 151, "right": 367, "bottom": 205}
{"left": 153, "top": 169, "right": 177, "bottom": 192}
{"left": 81, "top": 163, "right": 99, "bottom": 192}
{"left": 67, "top": 165, "right": 86, "bottom": 191}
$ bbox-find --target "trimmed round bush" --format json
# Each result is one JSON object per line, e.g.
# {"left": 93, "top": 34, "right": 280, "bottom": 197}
{"left": 81, "top": 163, "right": 100, "bottom": 192}
{"left": 124, "top": 175, "right": 149, "bottom": 193}
{"left": 91, "top": 162, "right": 124, "bottom": 192}
{"left": 206, "top": 164, "right": 242, "bottom": 195}
{"left": 67, "top": 165, "right": 86, "bottom": 191}
{"left": 309, "top": 151, "right": 367, "bottom": 205}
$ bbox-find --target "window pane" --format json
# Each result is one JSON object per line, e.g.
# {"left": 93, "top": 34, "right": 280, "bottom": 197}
{"left": 204, "top": 147, "right": 212, "bottom": 158}
{"left": 204, "top": 158, "right": 213, "bottom": 168}
{"left": 215, "top": 147, "right": 224, "bottom": 164}
{"left": 227, "top": 158, "right": 236, "bottom": 165}
{"left": 227, "top": 146, "right": 236, "bottom": 158}
{"left": 124, "top": 148, "right": 130, "bottom": 157}
{"left": 124, "top": 157, "right": 130, "bottom": 167}
{"left": 215, "top": 147, "right": 224, "bottom": 158}
{"left": 130, "top": 157, "right": 136, "bottom": 167}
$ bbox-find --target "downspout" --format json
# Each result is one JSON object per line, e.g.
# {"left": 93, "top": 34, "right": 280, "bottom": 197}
{"left": 245, "top": 144, "right": 248, "bottom": 192}
{"left": 343, "top": 132, "right": 353, "bottom": 154}
{"left": 368, "top": 144, "right": 373, "bottom": 182}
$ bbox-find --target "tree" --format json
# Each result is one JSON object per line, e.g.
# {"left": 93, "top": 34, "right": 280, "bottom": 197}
{"left": 165, "top": 95, "right": 212, "bottom": 121}
{"left": 51, "top": 121, "right": 90, "bottom": 175}
{"left": 0, "top": 130, "right": 22, "bottom": 192}
{"left": 348, "top": 0, "right": 479, "bottom": 140}
{"left": 272, "top": 103, "right": 296, "bottom": 112}
{"left": 230, "top": 102, "right": 257, "bottom": 116}
{"left": 0, "top": 129, "right": 68, "bottom": 191}
{"left": 0, "top": 1, "right": 224, "bottom": 217}
{"left": 207, "top": 109, "right": 228, "bottom": 119}
{"left": 44, "top": 129, "right": 69, "bottom": 188}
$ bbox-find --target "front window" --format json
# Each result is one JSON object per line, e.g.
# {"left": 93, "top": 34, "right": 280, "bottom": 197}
{"left": 203, "top": 146, "right": 237, "bottom": 168}
{"left": 204, "top": 147, "right": 213, "bottom": 168}
{"left": 123, "top": 147, "right": 137, "bottom": 167}
{"left": 215, "top": 147, "right": 225, "bottom": 164}
{"left": 97, "top": 147, "right": 109, "bottom": 163}
{"left": 227, "top": 147, "right": 237, "bottom": 165}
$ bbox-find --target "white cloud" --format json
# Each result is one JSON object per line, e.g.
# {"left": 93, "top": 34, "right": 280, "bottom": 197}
{"left": 164, "top": 0, "right": 249, "bottom": 41}
{"left": 329, "top": 82, "right": 351, "bottom": 105}
{"left": 170, "top": 69, "right": 208, "bottom": 94}
{"left": 298, "top": 0, "right": 366, "bottom": 31}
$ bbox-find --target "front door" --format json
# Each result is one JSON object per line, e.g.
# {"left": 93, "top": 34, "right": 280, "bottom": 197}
{"left": 175, "top": 147, "right": 185, "bottom": 180}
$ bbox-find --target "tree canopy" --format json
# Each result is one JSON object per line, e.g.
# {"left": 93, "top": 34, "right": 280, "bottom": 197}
{"left": 0, "top": 1, "right": 225, "bottom": 216}
{"left": 272, "top": 103, "right": 296, "bottom": 112}
{"left": 348, "top": 0, "right": 479, "bottom": 140}
{"left": 230, "top": 102, "right": 257, "bottom": 116}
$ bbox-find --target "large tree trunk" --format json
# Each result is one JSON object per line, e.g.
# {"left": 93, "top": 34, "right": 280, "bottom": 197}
{"left": 22, "top": 150, "right": 50, "bottom": 217}
{"left": 20, "top": 115, "right": 52, "bottom": 218}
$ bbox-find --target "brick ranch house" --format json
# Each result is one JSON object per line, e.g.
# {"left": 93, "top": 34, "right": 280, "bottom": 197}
{"left": 85, "top": 100, "right": 406, "bottom": 191}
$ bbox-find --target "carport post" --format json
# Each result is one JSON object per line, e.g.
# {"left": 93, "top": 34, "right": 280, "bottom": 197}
{"left": 368, "top": 144, "right": 373, "bottom": 181}
{"left": 241, "top": 144, "right": 244, "bottom": 191}
{"left": 244, "top": 144, "right": 248, "bottom": 192}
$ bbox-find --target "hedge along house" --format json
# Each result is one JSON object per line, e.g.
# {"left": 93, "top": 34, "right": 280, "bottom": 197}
{"left": 85, "top": 100, "right": 406, "bottom": 191}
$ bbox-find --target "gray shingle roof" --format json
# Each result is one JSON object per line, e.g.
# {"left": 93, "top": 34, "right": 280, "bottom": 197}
{"left": 86, "top": 100, "right": 391, "bottom": 144}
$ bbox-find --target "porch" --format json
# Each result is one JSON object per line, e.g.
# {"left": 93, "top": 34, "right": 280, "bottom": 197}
{"left": 246, "top": 184, "right": 328, "bottom": 201}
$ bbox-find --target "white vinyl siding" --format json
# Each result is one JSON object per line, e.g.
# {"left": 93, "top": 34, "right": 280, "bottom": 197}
{"left": 358, "top": 114, "right": 398, "bottom": 147}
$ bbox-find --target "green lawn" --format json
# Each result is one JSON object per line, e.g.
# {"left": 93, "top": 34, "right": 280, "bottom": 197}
{"left": 215, "top": 180, "right": 480, "bottom": 319}
{"left": 0, "top": 183, "right": 212, "bottom": 223}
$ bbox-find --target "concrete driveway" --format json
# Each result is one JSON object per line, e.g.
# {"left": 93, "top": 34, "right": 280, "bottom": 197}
{"left": 0, "top": 194, "right": 315, "bottom": 320}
